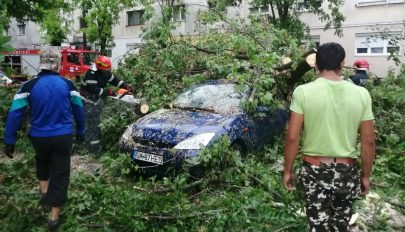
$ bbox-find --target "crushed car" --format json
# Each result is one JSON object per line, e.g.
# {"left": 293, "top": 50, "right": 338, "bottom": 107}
{"left": 118, "top": 80, "right": 289, "bottom": 175}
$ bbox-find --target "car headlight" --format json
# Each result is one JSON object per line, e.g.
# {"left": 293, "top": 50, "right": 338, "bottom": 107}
{"left": 174, "top": 133, "right": 216, "bottom": 150}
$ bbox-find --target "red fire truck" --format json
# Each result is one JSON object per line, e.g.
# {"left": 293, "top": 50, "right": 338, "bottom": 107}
{"left": 1, "top": 48, "right": 99, "bottom": 80}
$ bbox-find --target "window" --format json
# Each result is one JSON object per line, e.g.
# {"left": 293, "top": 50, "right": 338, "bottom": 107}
{"left": 296, "top": 0, "right": 321, "bottom": 12}
{"left": 355, "top": 33, "right": 401, "bottom": 56}
{"left": 67, "top": 53, "right": 81, "bottom": 65}
{"left": 82, "top": 52, "right": 97, "bottom": 65}
{"left": 357, "top": 0, "right": 405, "bottom": 6}
{"left": 171, "top": 5, "right": 186, "bottom": 22}
{"left": 297, "top": 0, "right": 308, "bottom": 11}
{"left": 301, "top": 35, "right": 320, "bottom": 50}
{"left": 17, "top": 22, "right": 26, "bottom": 36}
{"left": 127, "top": 10, "right": 144, "bottom": 26}
{"left": 250, "top": 5, "right": 270, "bottom": 15}
{"left": 105, "top": 49, "right": 112, "bottom": 58}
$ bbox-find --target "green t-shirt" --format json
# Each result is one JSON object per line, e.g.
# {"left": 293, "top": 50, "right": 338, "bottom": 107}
{"left": 290, "top": 77, "right": 374, "bottom": 158}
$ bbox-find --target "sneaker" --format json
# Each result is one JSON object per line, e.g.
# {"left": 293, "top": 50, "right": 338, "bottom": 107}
{"left": 47, "top": 219, "right": 60, "bottom": 231}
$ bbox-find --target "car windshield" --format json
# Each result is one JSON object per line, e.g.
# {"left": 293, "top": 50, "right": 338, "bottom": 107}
{"left": 173, "top": 83, "right": 248, "bottom": 115}
{"left": 82, "top": 52, "right": 98, "bottom": 65}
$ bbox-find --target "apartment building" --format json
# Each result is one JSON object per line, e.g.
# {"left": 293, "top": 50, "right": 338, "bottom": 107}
{"left": 3, "top": 0, "right": 404, "bottom": 76}
{"left": 299, "top": 0, "right": 405, "bottom": 76}
{"left": 112, "top": 0, "right": 404, "bottom": 76}
{"left": 5, "top": 19, "right": 43, "bottom": 50}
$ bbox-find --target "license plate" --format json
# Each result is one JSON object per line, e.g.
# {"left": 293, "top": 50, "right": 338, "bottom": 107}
{"left": 132, "top": 150, "right": 163, "bottom": 165}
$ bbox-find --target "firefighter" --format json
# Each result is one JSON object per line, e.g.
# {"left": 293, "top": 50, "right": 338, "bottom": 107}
{"left": 80, "top": 55, "right": 132, "bottom": 153}
{"left": 349, "top": 59, "right": 370, "bottom": 86}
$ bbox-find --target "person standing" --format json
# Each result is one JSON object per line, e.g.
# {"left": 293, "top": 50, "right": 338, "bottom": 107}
{"left": 4, "top": 47, "right": 85, "bottom": 231}
{"left": 283, "top": 42, "right": 376, "bottom": 231}
{"left": 349, "top": 59, "right": 370, "bottom": 86}
{"left": 80, "top": 55, "right": 132, "bottom": 153}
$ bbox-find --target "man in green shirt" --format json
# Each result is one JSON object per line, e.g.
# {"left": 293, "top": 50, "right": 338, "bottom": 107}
{"left": 283, "top": 42, "right": 376, "bottom": 231}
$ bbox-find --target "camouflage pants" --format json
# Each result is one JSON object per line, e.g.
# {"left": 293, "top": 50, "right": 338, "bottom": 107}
{"left": 83, "top": 99, "right": 103, "bottom": 154}
{"left": 299, "top": 161, "right": 361, "bottom": 232}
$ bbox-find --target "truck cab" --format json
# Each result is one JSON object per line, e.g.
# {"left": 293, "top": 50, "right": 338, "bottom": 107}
{"left": 59, "top": 49, "right": 99, "bottom": 80}
{"left": 1, "top": 48, "right": 99, "bottom": 81}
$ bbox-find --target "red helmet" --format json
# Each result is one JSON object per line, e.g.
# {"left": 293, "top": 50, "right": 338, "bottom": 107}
{"left": 353, "top": 59, "right": 369, "bottom": 70}
{"left": 95, "top": 56, "right": 112, "bottom": 70}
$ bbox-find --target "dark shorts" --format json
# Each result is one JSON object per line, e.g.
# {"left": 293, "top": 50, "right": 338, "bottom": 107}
{"left": 30, "top": 134, "right": 73, "bottom": 207}
{"left": 299, "top": 161, "right": 361, "bottom": 232}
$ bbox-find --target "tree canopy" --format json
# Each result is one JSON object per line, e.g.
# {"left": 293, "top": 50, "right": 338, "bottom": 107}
{"left": 74, "top": 0, "right": 138, "bottom": 54}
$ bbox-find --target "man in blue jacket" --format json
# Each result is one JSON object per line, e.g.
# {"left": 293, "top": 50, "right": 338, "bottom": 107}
{"left": 4, "top": 47, "right": 85, "bottom": 231}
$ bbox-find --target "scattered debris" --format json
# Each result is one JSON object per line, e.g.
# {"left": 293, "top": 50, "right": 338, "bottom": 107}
{"left": 349, "top": 213, "right": 359, "bottom": 225}
{"left": 384, "top": 202, "right": 405, "bottom": 229}
{"left": 71, "top": 155, "right": 103, "bottom": 176}
{"left": 350, "top": 191, "right": 405, "bottom": 231}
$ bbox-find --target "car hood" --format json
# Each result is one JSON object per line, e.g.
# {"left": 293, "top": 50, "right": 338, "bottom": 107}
{"left": 131, "top": 109, "right": 236, "bottom": 146}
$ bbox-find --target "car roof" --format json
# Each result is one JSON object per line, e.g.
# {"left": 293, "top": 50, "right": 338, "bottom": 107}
{"left": 199, "top": 79, "right": 237, "bottom": 85}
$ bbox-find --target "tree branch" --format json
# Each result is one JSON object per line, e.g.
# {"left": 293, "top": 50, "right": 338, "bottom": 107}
{"left": 187, "top": 3, "right": 267, "bottom": 50}
{"left": 142, "top": 209, "right": 225, "bottom": 220}
{"left": 275, "top": 224, "right": 300, "bottom": 232}
{"left": 133, "top": 179, "right": 203, "bottom": 194}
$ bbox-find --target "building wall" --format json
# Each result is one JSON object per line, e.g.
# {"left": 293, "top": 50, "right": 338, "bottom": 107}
{"left": 300, "top": 0, "right": 405, "bottom": 77}
{"left": 6, "top": 19, "right": 42, "bottom": 49}
{"left": 4, "top": 1, "right": 404, "bottom": 76}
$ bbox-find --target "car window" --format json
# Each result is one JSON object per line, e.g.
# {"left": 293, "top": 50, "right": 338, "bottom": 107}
{"left": 173, "top": 83, "right": 248, "bottom": 115}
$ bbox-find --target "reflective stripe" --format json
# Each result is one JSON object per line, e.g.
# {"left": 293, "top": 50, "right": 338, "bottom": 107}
{"left": 70, "top": 90, "right": 80, "bottom": 97}
{"left": 117, "top": 80, "right": 124, "bottom": 87}
{"left": 86, "top": 80, "right": 98, "bottom": 84}
{"left": 71, "top": 92, "right": 83, "bottom": 107}
{"left": 108, "top": 75, "right": 114, "bottom": 82}
{"left": 13, "top": 92, "right": 30, "bottom": 100}
{"left": 98, "top": 88, "right": 103, "bottom": 96}
{"left": 80, "top": 96, "right": 100, "bottom": 105}
{"left": 90, "top": 140, "right": 100, "bottom": 145}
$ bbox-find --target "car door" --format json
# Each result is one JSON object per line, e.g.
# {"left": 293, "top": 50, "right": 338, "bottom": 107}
{"left": 251, "top": 106, "right": 287, "bottom": 148}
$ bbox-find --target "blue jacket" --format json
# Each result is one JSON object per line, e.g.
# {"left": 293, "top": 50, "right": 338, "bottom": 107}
{"left": 4, "top": 70, "right": 85, "bottom": 144}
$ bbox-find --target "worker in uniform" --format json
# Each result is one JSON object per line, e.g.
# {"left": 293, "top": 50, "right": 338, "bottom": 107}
{"left": 349, "top": 59, "right": 370, "bottom": 86}
{"left": 80, "top": 56, "right": 132, "bottom": 153}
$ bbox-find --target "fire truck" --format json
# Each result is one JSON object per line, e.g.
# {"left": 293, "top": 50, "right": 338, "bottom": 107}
{"left": 1, "top": 48, "right": 99, "bottom": 80}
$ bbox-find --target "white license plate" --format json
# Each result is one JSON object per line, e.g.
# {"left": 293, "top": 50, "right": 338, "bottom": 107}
{"left": 133, "top": 151, "right": 163, "bottom": 165}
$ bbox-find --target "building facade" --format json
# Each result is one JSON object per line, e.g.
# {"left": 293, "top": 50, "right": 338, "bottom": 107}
{"left": 299, "top": 0, "right": 405, "bottom": 76}
{"left": 5, "top": 19, "right": 43, "bottom": 50}
{"left": 3, "top": 0, "right": 405, "bottom": 76}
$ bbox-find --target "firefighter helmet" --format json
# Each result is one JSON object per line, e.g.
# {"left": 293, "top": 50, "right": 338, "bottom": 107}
{"left": 353, "top": 59, "right": 369, "bottom": 70}
{"left": 95, "top": 56, "right": 112, "bottom": 70}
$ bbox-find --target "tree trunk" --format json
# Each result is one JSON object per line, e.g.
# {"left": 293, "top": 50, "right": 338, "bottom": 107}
{"left": 82, "top": 9, "right": 88, "bottom": 49}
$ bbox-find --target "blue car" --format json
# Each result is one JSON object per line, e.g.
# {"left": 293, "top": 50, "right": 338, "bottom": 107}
{"left": 119, "top": 80, "right": 289, "bottom": 174}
